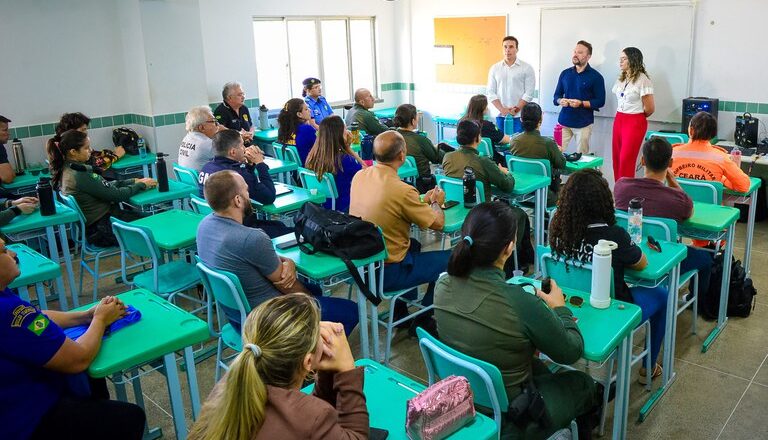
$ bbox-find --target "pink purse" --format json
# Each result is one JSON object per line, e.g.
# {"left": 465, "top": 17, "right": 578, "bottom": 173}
{"left": 405, "top": 375, "right": 476, "bottom": 440}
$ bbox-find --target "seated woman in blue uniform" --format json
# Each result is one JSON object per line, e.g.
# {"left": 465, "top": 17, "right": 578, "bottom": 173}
{"left": 304, "top": 116, "right": 366, "bottom": 212}
{"left": 277, "top": 98, "right": 316, "bottom": 166}
{"left": 0, "top": 238, "right": 145, "bottom": 440}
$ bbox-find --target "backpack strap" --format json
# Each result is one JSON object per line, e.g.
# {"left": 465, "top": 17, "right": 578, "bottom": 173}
{"left": 333, "top": 246, "right": 381, "bottom": 306}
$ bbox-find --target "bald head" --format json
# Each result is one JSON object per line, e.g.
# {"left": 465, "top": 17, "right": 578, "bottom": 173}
{"left": 373, "top": 131, "right": 405, "bottom": 163}
{"left": 354, "top": 88, "right": 375, "bottom": 109}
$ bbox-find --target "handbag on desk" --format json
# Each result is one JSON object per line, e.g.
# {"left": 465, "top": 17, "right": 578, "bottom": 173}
{"left": 405, "top": 375, "right": 475, "bottom": 440}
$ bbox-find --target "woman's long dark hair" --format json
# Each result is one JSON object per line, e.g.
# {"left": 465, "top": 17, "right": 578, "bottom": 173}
{"left": 277, "top": 98, "right": 306, "bottom": 144}
{"left": 305, "top": 115, "right": 347, "bottom": 178}
{"left": 447, "top": 201, "right": 520, "bottom": 277}
{"left": 48, "top": 130, "right": 88, "bottom": 189}
{"left": 461, "top": 95, "right": 488, "bottom": 124}
{"left": 619, "top": 47, "right": 649, "bottom": 83}
{"left": 549, "top": 169, "right": 615, "bottom": 261}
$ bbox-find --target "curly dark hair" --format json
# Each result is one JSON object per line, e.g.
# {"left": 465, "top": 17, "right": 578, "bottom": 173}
{"left": 277, "top": 98, "right": 306, "bottom": 144}
{"left": 549, "top": 168, "right": 615, "bottom": 262}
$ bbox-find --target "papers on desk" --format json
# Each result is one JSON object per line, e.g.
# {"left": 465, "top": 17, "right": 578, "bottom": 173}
{"left": 578, "top": 155, "right": 596, "bottom": 163}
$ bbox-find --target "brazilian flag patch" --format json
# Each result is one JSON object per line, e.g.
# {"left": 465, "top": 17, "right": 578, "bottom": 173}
{"left": 27, "top": 315, "right": 50, "bottom": 336}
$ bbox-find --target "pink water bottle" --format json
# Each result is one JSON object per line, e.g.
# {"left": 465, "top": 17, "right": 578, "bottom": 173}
{"left": 554, "top": 124, "right": 563, "bottom": 147}
{"left": 731, "top": 147, "right": 742, "bottom": 167}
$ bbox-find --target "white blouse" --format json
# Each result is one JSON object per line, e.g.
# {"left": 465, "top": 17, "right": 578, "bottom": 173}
{"left": 612, "top": 73, "right": 653, "bottom": 115}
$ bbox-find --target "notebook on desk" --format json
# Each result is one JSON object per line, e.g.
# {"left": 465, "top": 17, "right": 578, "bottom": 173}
{"left": 275, "top": 185, "right": 294, "bottom": 196}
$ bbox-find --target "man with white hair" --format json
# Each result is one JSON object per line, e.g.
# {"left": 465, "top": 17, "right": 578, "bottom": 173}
{"left": 178, "top": 106, "right": 221, "bottom": 171}
{"left": 214, "top": 82, "right": 255, "bottom": 146}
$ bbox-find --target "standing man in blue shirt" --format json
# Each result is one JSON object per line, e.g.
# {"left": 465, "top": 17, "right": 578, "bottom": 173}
{"left": 303, "top": 77, "right": 333, "bottom": 128}
{"left": 553, "top": 40, "right": 606, "bottom": 155}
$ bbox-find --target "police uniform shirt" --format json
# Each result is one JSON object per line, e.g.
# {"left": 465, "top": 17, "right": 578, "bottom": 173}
{"left": 213, "top": 102, "right": 253, "bottom": 132}
{"left": 305, "top": 95, "right": 333, "bottom": 124}
{"left": 0, "top": 288, "right": 76, "bottom": 439}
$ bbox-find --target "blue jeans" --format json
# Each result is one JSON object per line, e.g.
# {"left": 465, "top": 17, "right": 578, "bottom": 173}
{"left": 495, "top": 115, "right": 522, "bottom": 135}
{"left": 630, "top": 286, "right": 668, "bottom": 366}
{"left": 383, "top": 240, "right": 451, "bottom": 308}
{"left": 680, "top": 246, "right": 713, "bottom": 298}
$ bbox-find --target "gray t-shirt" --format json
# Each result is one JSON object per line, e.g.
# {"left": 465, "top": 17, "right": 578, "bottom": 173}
{"left": 178, "top": 131, "right": 214, "bottom": 171}
{"left": 196, "top": 214, "right": 281, "bottom": 310}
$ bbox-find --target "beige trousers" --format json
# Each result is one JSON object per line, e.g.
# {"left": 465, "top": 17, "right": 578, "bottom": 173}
{"left": 561, "top": 124, "right": 593, "bottom": 154}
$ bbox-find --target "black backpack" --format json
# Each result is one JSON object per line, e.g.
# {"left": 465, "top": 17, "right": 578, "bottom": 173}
{"left": 294, "top": 203, "right": 385, "bottom": 305}
{"left": 112, "top": 127, "right": 143, "bottom": 155}
{"left": 702, "top": 253, "right": 757, "bottom": 319}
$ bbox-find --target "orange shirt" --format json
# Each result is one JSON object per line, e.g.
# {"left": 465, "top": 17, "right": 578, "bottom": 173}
{"left": 671, "top": 140, "right": 751, "bottom": 193}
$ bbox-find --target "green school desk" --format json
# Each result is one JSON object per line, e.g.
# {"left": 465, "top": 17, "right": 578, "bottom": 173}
{"left": 130, "top": 209, "right": 204, "bottom": 251}
{"left": 126, "top": 180, "right": 196, "bottom": 212}
{"left": 111, "top": 152, "right": 157, "bottom": 178}
{"left": 7, "top": 243, "right": 61, "bottom": 310}
{"left": 723, "top": 176, "right": 761, "bottom": 276}
{"left": 0, "top": 172, "right": 41, "bottom": 196}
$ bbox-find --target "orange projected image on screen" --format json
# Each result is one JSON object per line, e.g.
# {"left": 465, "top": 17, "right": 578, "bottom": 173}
{"left": 434, "top": 16, "right": 506, "bottom": 85}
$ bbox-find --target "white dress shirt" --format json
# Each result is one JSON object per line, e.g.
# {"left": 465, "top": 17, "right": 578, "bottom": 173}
{"left": 486, "top": 58, "right": 536, "bottom": 117}
{"left": 612, "top": 73, "right": 653, "bottom": 114}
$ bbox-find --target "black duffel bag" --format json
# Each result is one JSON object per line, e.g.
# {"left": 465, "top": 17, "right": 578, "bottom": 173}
{"left": 294, "top": 203, "right": 384, "bottom": 305}
{"left": 701, "top": 253, "right": 757, "bottom": 319}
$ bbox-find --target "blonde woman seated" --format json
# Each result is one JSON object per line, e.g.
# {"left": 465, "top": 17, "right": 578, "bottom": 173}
{"left": 188, "top": 293, "right": 368, "bottom": 440}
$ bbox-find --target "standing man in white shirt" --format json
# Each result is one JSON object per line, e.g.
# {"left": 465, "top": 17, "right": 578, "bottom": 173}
{"left": 486, "top": 36, "right": 536, "bottom": 135}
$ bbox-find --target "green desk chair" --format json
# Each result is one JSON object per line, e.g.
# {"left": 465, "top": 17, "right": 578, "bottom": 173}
{"left": 195, "top": 257, "right": 250, "bottom": 381}
{"left": 506, "top": 155, "right": 552, "bottom": 178}
{"left": 478, "top": 138, "right": 493, "bottom": 158}
{"left": 59, "top": 193, "right": 125, "bottom": 302}
{"left": 189, "top": 194, "right": 213, "bottom": 215}
{"left": 273, "top": 142, "right": 302, "bottom": 166}
{"left": 539, "top": 246, "right": 651, "bottom": 436}
{"left": 645, "top": 131, "right": 689, "bottom": 144}
{"left": 110, "top": 218, "right": 202, "bottom": 309}
{"left": 417, "top": 327, "right": 577, "bottom": 440}
{"left": 402, "top": 156, "right": 418, "bottom": 184}
{"left": 297, "top": 167, "right": 338, "bottom": 210}
{"left": 677, "top": 178, "right": 723, "bottom": 205}
{"left": 172, "top": 163, "right": 199, "bottom": 188}
{"left": 615, "top": 210, "right": 699, "bottom": 335}
{"left": 435, "top": 175, "right": 488, "bottom": 251}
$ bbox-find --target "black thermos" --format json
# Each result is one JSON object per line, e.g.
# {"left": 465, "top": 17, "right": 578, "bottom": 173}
{"left": 156, "top": 152, "right": 169, "bottom": 192}
{"left": 36, "top": 177, "right": 56, "bottom": 216}
{"left": 463, "top": 166, "right": 477, "bottom": 208}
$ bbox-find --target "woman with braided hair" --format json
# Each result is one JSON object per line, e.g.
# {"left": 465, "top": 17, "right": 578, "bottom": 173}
{"left": 188, "top": 293, "right": 368, "bottom": 440}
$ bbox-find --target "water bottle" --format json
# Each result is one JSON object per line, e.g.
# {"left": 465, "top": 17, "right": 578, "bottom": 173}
{"left": 628, "top": 197, "right": 643, "bottom": 246}
{"left": 156, "top": 152, "right": 169, "bottom": 192}
{"left": 137, "top": 138, "right": 147, "bottom": 158}
{"left": 258, "top": 105, "right": 269, "bottom": 130}
{"left": 11, "top": 138, "right": 27, "bottom": 175}
{"left": 434, "top": 164, "right": 444, "bottom": 177}
{"left": 350, "top": 122, "right": 361, "bottom": 145}
{"left": 731, "top": 147, "right": 742, "bottom": 167}
{"left": 463, "top": 167, "right": 477, "bottom": 208}
{"left": 36, "top": 177, "right": 56, "bottom": 216}
{"left": 554, "top": 124, "right": 563, "bottom": 148}
{"left": 504, "top": 114, "right": 515, "bottom": 136}
{"left": 360, "top": 134, "right": 374, "bottom": 161}
{"left": 590, "top": 239, "right": 618, "bottom": 309}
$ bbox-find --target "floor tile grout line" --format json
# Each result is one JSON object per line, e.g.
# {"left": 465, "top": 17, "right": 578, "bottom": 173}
{"left": 674, "top": 357, "right": 753, "bottom": 382}
{"left": 142, "top": 391, "right": 174, "bottom": 419}
{"left": 715, "top": 352, "right": 768, "bottom": 440}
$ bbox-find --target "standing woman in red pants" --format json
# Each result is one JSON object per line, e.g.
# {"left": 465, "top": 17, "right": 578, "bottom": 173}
{"left": 611, "top": 47, "right": 655, "bottom": 181}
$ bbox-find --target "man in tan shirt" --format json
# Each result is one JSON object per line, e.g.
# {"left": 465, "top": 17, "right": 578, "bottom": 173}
{"left": 350, "top": 131, "right": 450, "bottom": 331}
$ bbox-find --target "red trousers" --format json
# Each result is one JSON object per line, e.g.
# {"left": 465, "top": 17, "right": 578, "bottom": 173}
{"left": 612, "top": 112, "right": 648, "bottom": 181}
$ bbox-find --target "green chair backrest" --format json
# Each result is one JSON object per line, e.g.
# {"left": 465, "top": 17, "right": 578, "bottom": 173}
{"left": 404, "top": 155, "right": 418, "bottom": 171}
{"left": 195, "top": 256, "right": 251, "bottom": 329}
{"left": 614, "top": 210, "right": 679, "bottom": 242}
{"left": 189, "top": 194, "right": 213, "bottom": 215}
{"left": 645, "top": 131, "right": 688, "bottom": 144}
{"left": 539, "top": 244, "right": 614, "bottom": 297}
{"left": 58, "top": 192, "right": 87, "bottom": 245}
{"left": 435, "top": 175, "right": 486, "bottom": 204}
{"left": 677, "top": 178, "right": 723, "bottom": 204}
{"left": 506, "top": 154, "right": 552, "bottom": 177}
{"left": 416, "top": 327, "right": 508, "bottom": 434}
{"left": 478, "top": 138, "right": 493, "bottom": 157}
{"left": 297, "top": 167, "right": 338, "bottom": 209}
{"left": 173, "top": 163, "right": 200, "bottom": 187}
{"left": 273, "top": 142, "right": 301, "bottom": 165}
{"left": 110, "top": 218, "right": 161, "bottom": 261}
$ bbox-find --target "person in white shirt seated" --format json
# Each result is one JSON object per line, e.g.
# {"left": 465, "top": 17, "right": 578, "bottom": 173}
{"left": 178, "top": 106, "right": 222, "bottom": 171}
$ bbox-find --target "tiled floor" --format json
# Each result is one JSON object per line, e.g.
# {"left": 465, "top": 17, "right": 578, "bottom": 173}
{"left": 52, "top": 216, "right": 768, "bottom": 439}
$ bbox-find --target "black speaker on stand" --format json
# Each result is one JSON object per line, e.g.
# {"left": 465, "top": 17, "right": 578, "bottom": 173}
{"left": 681, "top": 97, "right": 719, "bottom": 133}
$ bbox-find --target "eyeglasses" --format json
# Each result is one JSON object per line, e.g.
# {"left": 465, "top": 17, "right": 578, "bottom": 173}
{"left": 205, "top": 120, "right": 219, "bottom": 125}
{"left": 230, "top": 93, "right": 246, "bottom": 98}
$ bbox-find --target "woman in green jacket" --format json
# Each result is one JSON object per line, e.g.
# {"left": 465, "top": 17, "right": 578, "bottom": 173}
{"left": 434, "top": 201, "right": 599, "bottom": 439}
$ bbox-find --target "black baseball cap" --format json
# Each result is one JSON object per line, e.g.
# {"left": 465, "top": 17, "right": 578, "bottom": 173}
{"left": 0, "top": 115, "right": 10, "bottom": 124}
{"left": 302, "top": 77, "right": 321, "bottom": 88}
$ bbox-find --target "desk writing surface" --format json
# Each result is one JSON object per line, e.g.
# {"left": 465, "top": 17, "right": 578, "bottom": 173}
{"left": 0, "top": 201, "right": 78, "bottom": 234}
{"left": 7, "top": 244, "right": 61, "bottom": 288}
{"left": 263, "top": 157, "right": 298, "bottom": 174}
{"left": 302, "top": 359, "right": 498, "bottom": 440}
{"left": 442, "top": 203, "right": 471, "bottom": 233}
{"left": 273, "top": 233, "right": 385, "bottom": 280}
{"left": 253, "top": 129, "right": 279, "bottom": 142}
{"left": 77, "top": 289, "right": 209, "bottom": 378}
{"left": 1, "top": 172, "right": 41, "bottom": 190}
{"left": 564, "top": 155, "right": 604, "bottom": 172}
{"left": 111, "top": 153, "right": 157, "bottom": 170}
{"left": 724, "top": 176, "right": 761, "bottom": 197}
{"left": 508, "top": 277, "right": 642, "bottom": 362}
{"left": 372, "top": 107, "right": 397, "bottom": 119}
{"left": 681, "top": 202, "right": 739, "bottom": 232}
{"left": 434, "top": 114, "right": 463, "bottom": 124}
{"left": 507, "top": 173, "right": 550, "bottom": 196}
{"left": 130, "top": 209, "right": 204, "bottom": 250}
{"left": 127, "top": 180, "right": 195, "bottom": 206}
{"left": 625, "top": 239, "right": 687, "bottom": 281}
{"left": 259, "top": 183, "right": 325, "bottom": 215}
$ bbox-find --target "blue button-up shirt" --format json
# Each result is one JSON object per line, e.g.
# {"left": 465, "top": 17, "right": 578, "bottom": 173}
{"left": 305, "top": 95, "right": 334, "bottom": 124}
{"left": 553, "top": 64, "right": 605, "bottom": 128}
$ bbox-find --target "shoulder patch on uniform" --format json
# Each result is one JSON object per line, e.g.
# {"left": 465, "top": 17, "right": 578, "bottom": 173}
{"left": 27, "top": 314, "right": 49, "bottom": 336}
{"left": 216, "top": 114, "right": 222, "bottom": 120}
{"left": 12, "top": 304, "right": 37, "bottom": 327}
{"left": 243, "top": 114, "right": 249, "bottom": 122}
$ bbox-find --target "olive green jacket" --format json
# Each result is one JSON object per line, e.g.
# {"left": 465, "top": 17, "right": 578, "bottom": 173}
{"left": 345, "top": 104, "right": 388, "bottom": 135}
{"left": 442, "top": 147, "right": 514, "bottom": 196}
{"left": 397, "top": 128, "right": 444, "bottom": 178}
{"left": 60, "top": 162, "right": 146, "bottom": 225}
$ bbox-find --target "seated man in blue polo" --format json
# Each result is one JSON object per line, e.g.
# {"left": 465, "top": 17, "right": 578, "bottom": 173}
{"left": 213, "top": 81, "right": 255, "bottom": 146}
{"left": 553, "top": 40, "right": 605, "bottom": 155}
{"left": 198, "top": 129, "right": 289, "bottom": 238}
{"left": 303, "top": 77, "right": 333, "bottom": 127}
{"left": 0, "top": 114, "right": 16, "bottom": 183}
{"left": 197, "top": 170, "right": 359, "bottom": 335}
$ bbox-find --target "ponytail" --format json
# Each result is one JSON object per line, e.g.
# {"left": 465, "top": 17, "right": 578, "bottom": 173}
{"left": 393, "top": 104, "right": 417, "bottom": 128}
{"left": 447, "top": 202, "right": 519, "bottom": 277}
{"left": 48, "top": 129, "right": 87, "bottom": 190}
